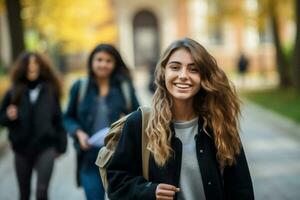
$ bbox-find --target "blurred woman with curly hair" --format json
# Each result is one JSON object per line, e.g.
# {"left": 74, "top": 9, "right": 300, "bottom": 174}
{"left": 0, "top": 52, "right": 67, "bottom": 200}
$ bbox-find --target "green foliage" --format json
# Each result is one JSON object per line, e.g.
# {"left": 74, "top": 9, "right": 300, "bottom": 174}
{"left": 242, "top": 88, "right": 300, "bottom": 123}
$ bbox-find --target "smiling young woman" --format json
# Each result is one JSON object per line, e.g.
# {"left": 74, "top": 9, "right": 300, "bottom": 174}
{"left": 106, "top": 38, "right": 254, "bottom": 200}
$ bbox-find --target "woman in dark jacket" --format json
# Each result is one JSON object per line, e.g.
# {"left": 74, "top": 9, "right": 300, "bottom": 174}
{"left": 63, "top": 44, "right": 139, "bottom": 200}
{"left": 106, "top": 38, "right": 254, "bottom": 200}
{"left": 0, "top": 52, "right": 67, "bottom": 200}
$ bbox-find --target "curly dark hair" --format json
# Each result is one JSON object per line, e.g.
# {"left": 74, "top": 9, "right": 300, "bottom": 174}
{"left": 10, "top": 52, "right": 62, "bottom": 104}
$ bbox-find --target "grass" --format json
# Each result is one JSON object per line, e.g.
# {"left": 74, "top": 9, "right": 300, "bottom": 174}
{"left": 241, "top": 88, "right": 300, "bottom": 123}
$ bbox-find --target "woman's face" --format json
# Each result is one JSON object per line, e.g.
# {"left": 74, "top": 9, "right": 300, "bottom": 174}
{"left": 165, "top": 48, "right": 201, "bottom": 103}
{"left": 27, "top": 55, "right": 40, "bottom": 81}
{"left": 91, "top": 51, "right": 115, "bottom": 79}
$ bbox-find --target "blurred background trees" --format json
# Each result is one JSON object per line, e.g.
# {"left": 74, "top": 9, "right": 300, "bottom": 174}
{"left": 0, "top": 0, "right": 299, "bottom": 91}
{"left": 5, "top": 0, "right": 24, "bottom": 60}
{"left": 292, "top": 0, "right": 300, "bottom": 90}
{"left": 1, "top": 0, "right": 117, "bottom": 72}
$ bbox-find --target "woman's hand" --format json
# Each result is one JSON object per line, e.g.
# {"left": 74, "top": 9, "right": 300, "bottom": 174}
{"left": 76, "top": 130, "right": 91, "bottom": 151}
{"left": 6, "top": 105, "right": 18, "bottom": 120}
{"left": 156, "top": 183, "right": 180, "bottom": 200}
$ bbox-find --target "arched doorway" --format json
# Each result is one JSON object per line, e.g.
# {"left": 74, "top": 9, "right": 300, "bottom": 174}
{"left": 133, "top": 10, "right": 160, "bottom": 67}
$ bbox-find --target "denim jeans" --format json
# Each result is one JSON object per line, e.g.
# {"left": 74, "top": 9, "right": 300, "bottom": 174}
{"left": 80, "top": 147, "right": 105, "bottom": 200}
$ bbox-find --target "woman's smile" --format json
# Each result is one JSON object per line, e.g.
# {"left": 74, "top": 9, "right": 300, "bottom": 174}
{"left": 173, "top": 82, "right": 193, "bottom": 90}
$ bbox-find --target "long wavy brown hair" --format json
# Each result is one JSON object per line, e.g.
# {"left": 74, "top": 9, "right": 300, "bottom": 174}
{"left": 146, "top": 38, "right": 242, "bottom": 168}
{"left": 10, "top": 52, "right": 62, "bottom": 104}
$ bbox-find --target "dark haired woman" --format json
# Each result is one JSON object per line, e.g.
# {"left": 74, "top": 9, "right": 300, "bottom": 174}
{"left": 106, "top": 38, "right": 254, "bottom": 200}
{"left": 0, "top": 52, "right": 67, "bottom": 200}
{"left": 64, "top": 44, "right": 139, "bottom": 200}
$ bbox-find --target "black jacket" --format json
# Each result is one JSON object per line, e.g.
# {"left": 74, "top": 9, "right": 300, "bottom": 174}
{"left": 106, "top": 110, "right": 254, "bottom": 200}
{"left": 0, "top": 84, "right": 67, "bottom": 154}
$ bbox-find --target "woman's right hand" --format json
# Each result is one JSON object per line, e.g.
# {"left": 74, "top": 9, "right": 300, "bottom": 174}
{"left": 156, "top": 183, "right": 180, "bottom": 200}
{"left": 6, "top": 105, "right": 18, "bottom": 121}
{"left": 76, "top": 130, "right": 91, "bottom": 151}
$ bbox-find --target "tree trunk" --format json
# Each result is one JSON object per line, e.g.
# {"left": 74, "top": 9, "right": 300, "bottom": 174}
{"left": 292, "top": 0, "right": 300, "bottom": 91}
{"left": 5, "top": 0, "right": 25, "bottom": 61}
{"left": 269, "top": 1, "right": 291, "bottom": 87}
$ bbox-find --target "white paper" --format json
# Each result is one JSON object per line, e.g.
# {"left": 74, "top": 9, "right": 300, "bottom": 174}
{"left": 87, "top": 127, "right": 110, "bottom": 147}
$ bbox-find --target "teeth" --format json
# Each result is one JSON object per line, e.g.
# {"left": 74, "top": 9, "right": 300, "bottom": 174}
{"left": 175, "top": 83, "right": 191, "bottom": 88}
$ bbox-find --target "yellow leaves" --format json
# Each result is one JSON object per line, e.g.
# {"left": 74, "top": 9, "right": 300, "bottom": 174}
{"left": 0, "top": 0, "right": 4, "bottom": 13}
{"left": 25, "top": 0, "right": 117, "bottom": 53}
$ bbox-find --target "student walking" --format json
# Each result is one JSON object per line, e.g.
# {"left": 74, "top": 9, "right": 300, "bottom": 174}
{"left": 63, "top": 44, "right": 139, "bottom": 200}
{"left": 0, "top": 52, "right": 67, "bottom": 200}
{"left": 237, "top": 53, "right": 249, "bottom": 87}
{"left": 106, "top": 38, "right": 254, "bottom": 200}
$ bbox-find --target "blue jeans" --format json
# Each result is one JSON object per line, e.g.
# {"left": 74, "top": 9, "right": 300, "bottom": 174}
{"left": 80, "top": 147, "right": 105, "bottom": 200}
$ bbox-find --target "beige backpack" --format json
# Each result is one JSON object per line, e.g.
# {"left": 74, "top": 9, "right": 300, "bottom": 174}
{"left": 95, "top": 106, "right": 151, "bottom": 191}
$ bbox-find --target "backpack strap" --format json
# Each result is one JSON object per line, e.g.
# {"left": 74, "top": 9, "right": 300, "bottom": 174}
{"left": 77, "top": 78, "right": 89, "bottom": 105}
{"left": 120, "top": 81, "right": 132, "bottom": 112}
{"left": 139, "top": 106, "right": 151, "bottom": 180}
{"left": 78, "top": 79, "right": 131, "bottom": 112}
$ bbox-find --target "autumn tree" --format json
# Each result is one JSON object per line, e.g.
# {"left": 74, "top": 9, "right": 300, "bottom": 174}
{"left": 292, "top": 0, "right": 300, "bottom": 90}
{"left": 23, "top": 0, "right": 117, "bottom": 54}
{"left": 5, "top": 0, "right": 25, "bottom": 60}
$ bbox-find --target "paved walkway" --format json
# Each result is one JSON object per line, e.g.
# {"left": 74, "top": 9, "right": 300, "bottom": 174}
{"left": 0, "top": 138, "right": 85, "bottom": 200}
{"left": 240, "top": 102, "right": 300, "bottom": 200}
{"left": 0, "top": 68, "right": 299, "bottom": 199}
